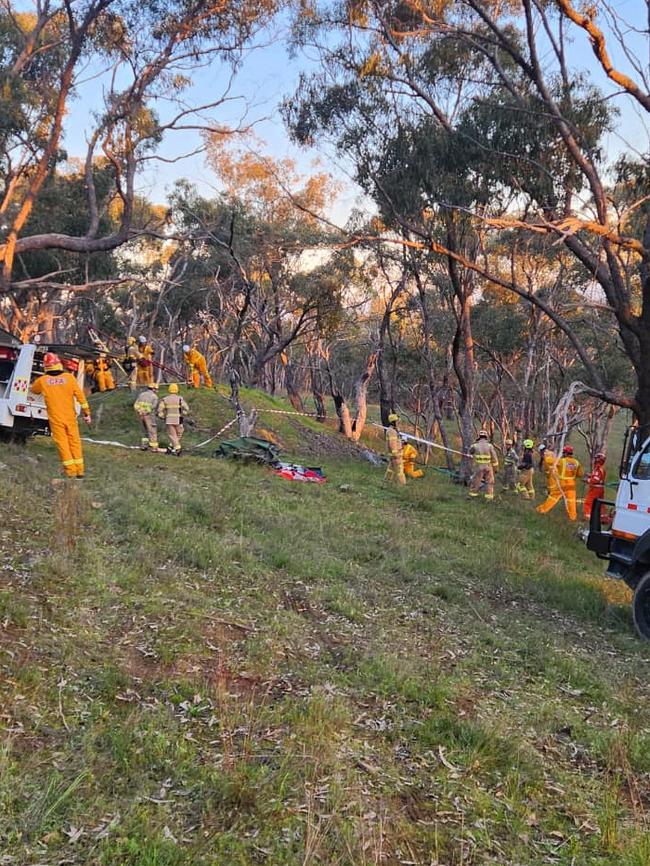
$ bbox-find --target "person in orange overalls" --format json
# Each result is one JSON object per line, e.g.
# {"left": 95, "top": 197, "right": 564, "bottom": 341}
{"left": 136, "top": 336, "right": 155, "bottom": 387}
{"left": 536, "top": 444, "right": 583, "bottom": 521}
{"left": 95, "top": 352, "right": 115, "bottom": 392}
{"left": 31, "top": 352, "right": 92, "bottom": 478}
{"left": 583, "top": 452, "right": 606, "bottom": 521}
{"left": 183, "top": 344, "right": 213, "bottom": 388}
{"left": 402, "top": 442, "right": 423, "bottom": 478}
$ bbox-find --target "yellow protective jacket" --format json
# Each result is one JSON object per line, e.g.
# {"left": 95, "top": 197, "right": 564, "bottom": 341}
{"left": 134, "top": 389, "right": 158, "bottom": 416}
{"left": 542, "top": 450, "right": 558, "bottom": 491}
{"left": 138, "top": 344, "right": 154, "bottom": 367}
{"left": 385, "top": 426, "right": 402, "bottom": 457}
{"left": 470, "top": 439, "right": 499, "bottom": 468}
{"left": 31, "top": 371, "right": 89, "bottom": 423}
{"left": 157, "top": 394, "right": 190, "bottom": 426}
{"left": 555, "top": 455, "right": 583, "bottom": 489}
{"left": 184, "top": 348, "right": 207, "bottom": 369}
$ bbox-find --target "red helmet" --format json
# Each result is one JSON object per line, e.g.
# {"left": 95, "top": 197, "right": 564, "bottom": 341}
{"left": 43, "top": 352, "right": 62, "bottom": 372}
{"left": 563, "top": 444, "right": 574, "bottom": 456}
{"left": 595, "top": 452, "right": 605, "bottom": 463}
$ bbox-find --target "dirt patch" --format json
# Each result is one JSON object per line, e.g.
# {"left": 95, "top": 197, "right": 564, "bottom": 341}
{"left": 288, "top": 419, "right": 383, "bottom": 462}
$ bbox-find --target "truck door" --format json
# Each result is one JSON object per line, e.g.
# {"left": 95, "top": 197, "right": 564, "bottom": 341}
{"left": 613, "top": 434, "right": 650, "bottom": 540}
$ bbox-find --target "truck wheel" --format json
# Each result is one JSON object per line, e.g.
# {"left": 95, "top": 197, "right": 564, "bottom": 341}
{"left": 632, "top": 572, "right": 650, "bottom": 640}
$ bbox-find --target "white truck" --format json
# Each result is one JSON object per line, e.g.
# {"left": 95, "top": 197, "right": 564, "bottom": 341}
{"left": 0, "top": 328, "right": 86, "bottom": 443}
{"left": 588, "top": 426, "right": 650, "bottom": 640}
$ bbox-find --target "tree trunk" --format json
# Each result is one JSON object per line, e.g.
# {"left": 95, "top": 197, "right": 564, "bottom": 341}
{"left": 284, "top": 359, "right": 304, "bottom": 412}
{"left": 230, "top": 369, "right": 257, "bottom": 437}
{"left": 334, "top": 394, "right": 353, "bottom": 438}
{"left": 351, "top": 351, "right": 377, "bottom": 441}
{"left": 310, "top": 364, "right": 327, "bottom": 422}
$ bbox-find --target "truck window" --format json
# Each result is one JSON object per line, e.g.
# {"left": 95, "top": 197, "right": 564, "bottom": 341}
{"left": 633, "top": 440, "right": 650, "bottom": 480}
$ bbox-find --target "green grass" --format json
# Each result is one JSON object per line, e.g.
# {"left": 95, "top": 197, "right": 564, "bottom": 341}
{"left": 1, "top": 389, "right": 650, "bottom": 865}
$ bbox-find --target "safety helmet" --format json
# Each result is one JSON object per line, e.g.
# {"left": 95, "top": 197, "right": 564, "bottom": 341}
{"left": 505, "top": 439, "right": 513, "bottom": 447}
{"left": 595, "top": 452, "right": 605, "bottom": 463}
{"left": 523, "top": 439, "right": 534, "bottom": 449}
{"left": 388, "top": 413, "right": 399, "bottom": 424}
{"left": 168, "top": 383, "right": 179, "bottom": 394}
{"left": 182, "top": 344, "right": 190, "bottom": 353}
{"left": 563, "top": 444, "right": 574, "bottom": 456}
{"left": 478, "top": 429, "right": 488, "bottom": 438}
{"left": 43, "top": 352, "right": 63, "bottom": 372}
{"left": 150, "top": 382, "right": 159, "bottom": 391}
{"left": 538, "top": 443, "right": 546, "bottom": 452}
{"left": 138, "top": 335, "right": 147, "bottom": 344}
{"left": 128, "top": 336, "right": 136, "bottom": 345}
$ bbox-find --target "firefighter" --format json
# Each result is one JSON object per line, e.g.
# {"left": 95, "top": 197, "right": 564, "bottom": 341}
{"left": 157, "top": 383, "right": 190, "bottom": 455}
{"left": 134, "top": 383, "right": 159, "bottom": 451}
{"left": 583, "top": 452, "right": 606, "bottom": 521}
{"left": 536, "top": 444, "right": 584, "bottom": 521}
{"left": 183, "top": 344, "right": 213, "bottom": 389}
{"left": 384, "top": 413, "right": 406, "bottom": 485}
{"left": 125, "top": 337, "right": 139, "bottom": 391}
{"left": 30, "top": 352, "right": 91, "bottom": 478}
{"left": 95, "top": 352, "right": 115, "bottom": 392}
{"left": 469, "top": 429, "right": 499, "bottom": 500}
{"left": 402, "top": 441, "right": 423, "bottom": 478}
{"left": 517, "top": 439, "right": 535, "bottom": 500}
{"left": 136, "top": 335, "right": 154, "bottom": 387}
{"left": 538, "top": 443, "right": 558, "bottom": 495}
{"left": 502, "top": 439, "right": 519, "bottom": 491}
{"left": 84, "top": 357, "right": 97, "bottom": 393}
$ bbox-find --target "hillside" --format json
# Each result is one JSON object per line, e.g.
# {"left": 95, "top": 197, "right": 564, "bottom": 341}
{"left": 2, "top": 386, "right": 650, "bottom": 866}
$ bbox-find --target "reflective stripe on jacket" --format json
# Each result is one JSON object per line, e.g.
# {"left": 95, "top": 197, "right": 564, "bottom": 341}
{"left": 556, "top": 456, "right": 583, "bottom": 484}
{"left": 385, "top": 426, "right": 402, "bottom": 457}
{"left": 470, "top": 439, "right": 498, "bottom": 468}
{"left": 134, "top": 389, "right": 158, "bottom": 415}
{"left": 31, "top": 371, "right": 89, "bottom": 424}
{"left": 157, "top": 394, "right": 189, "bottom": 425}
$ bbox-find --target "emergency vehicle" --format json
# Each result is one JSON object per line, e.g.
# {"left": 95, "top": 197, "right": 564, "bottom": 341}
{"left": 588, "top": 425, "right": 650, "bottom": 640}
{"left": 0, "top": 327, "right": 87, "bottom": 442}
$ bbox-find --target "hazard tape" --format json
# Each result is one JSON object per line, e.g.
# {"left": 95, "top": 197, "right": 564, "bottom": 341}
{"left": 259, "top": 408, "right": 321, "bottom": 418}
{"left": 193, "top": 418, "right": 238, "bottom": 449}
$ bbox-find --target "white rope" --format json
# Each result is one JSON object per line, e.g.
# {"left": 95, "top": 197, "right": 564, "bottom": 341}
{"left": 371, "top": 423, "right": 471, "bottom": 458}
{"left": 83, "top": 437, "right": 140, "bottom": 450}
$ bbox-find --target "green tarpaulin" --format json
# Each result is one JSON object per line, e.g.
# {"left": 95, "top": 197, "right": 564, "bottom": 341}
{"left": 213, "top": 436, "right": 280, "bottom": 464}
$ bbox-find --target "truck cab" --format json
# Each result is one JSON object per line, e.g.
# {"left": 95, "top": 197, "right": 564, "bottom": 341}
{"left": 0, "top": 329, "right": 86, "bottom": 442}
{"left": 588, "top": 425, "right": 650, "bottom": 639}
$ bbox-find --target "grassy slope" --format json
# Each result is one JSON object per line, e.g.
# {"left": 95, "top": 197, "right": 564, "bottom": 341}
{"left": 1, "top": 387, "right": 650, "bottom": 866}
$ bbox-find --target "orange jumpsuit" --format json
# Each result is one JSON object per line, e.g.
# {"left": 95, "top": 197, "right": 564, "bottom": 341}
{"left": 136, "top": 344, "right": 155, "bottom": 386}
{"left": 583, "top": 463, "right": 606, "bottom": 521}
{"left": 31, "top": 372, "right": 90, "bottom": 477}
{"left": 536, "top": 455, "right": 583, "bottom": 521}
{"left": 95, "top": 356, "right": 115, "bottom": 392}
{"left": 184, "top": 348, "right": 213, "bottom": 388}
{"left": 402, "top": 442, "right": 423, "bottom": 478}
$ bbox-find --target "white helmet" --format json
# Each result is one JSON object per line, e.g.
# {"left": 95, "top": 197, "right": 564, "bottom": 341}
{"left": 182, "top": 344, "right": 190, "bottom": 353}
{"left": 138, "top": 335, "right": 146, "bottom": 344}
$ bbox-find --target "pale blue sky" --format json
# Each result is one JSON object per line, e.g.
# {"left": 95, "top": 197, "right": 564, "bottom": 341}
{"left": 61, "top": 2, "right": 650, "bottom": 222}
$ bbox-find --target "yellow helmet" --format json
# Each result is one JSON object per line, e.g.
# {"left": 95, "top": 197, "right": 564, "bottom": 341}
{"left": 127, "top": 336, "right": 136, "bottom": 346}
{"left": 388, "top": 413, "right": 399, "bottom": 424}
{"left": 168, "top": 383, "right": 179, "bottom": 394}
